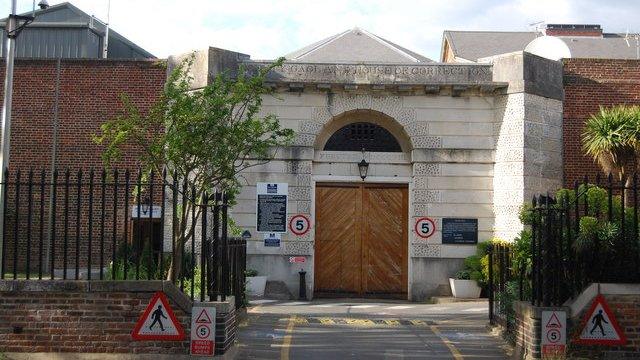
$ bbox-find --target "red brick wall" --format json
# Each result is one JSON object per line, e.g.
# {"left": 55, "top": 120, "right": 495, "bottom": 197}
{"left": 563, "top": 59, "right": 640, "bottom": 186}
{"left": 546, "top": 29, "right": 602, "bottom": 37}
{"left": 0, "top": 281, "right": 238, "bottom": 355}
{"left": 512, "top": 295, "right": 640, "bottom": 359}
{"left": 0, "top": 59, "right": 166, "bottom": 172}
{"left": 0, "top": 59, "right": 166, "bottom": 273}
{"left": 0, "top": 287, "right": 191, "bottom": 353}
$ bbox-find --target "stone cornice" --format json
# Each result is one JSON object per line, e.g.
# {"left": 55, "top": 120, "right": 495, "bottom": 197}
{"left": 242, "top": 61, "right": 500, "bottom": 86}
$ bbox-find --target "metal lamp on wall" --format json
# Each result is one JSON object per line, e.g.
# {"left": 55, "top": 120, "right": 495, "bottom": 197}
{"left": 358, "top": 148, "right": 369, "bottom": 180}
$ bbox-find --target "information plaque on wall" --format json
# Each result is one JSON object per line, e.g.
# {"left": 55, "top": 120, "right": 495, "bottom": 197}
{"left": 256, "top": 183, "right": 288, "bottom": 233}
{"left": 442, "top": 218, "right": 478, "bottom": 244}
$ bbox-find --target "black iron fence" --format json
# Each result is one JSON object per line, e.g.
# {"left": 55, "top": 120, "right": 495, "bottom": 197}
{"left": 488, "top": 242, "right": 513, "bottom": 325}
{"left": 489, "top": 174, "right": 640, "bottom": 322}
{"left": 529, "top": 175, "right": 640, "bottom": 306}
{"left": 0, "top": 168, "right": 246, "bottom": 307}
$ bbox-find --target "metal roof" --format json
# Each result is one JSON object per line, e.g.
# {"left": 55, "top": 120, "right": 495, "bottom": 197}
{"left": 442, "top": 30, "right": 640, "bottom": 61}
{"left": 285, "top": 28, "right": 433, "bottom": 63}
{"left": 0, "top": 2, "right": 154, "bottom": 59}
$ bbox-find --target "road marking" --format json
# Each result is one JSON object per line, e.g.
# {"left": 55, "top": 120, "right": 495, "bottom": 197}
{"left": 288, "top": 316, "right": 437, "bottom": 328}
{"left": 344, "top": 318, "right": 376, "bottom": 326}
{"left": 280, "top": 315, "right": 296, "bottom": 360}
{"left": 351, "top": 304, "right": 377, "bottom": 309}
{"left": 429, "top": 325, "right": 463, "bottom": 360}
{"left": 318, "top": 317, "right": 336, "bottom": 325}
{"left": 387, "top": 305, "right": 414, "bottom": 310}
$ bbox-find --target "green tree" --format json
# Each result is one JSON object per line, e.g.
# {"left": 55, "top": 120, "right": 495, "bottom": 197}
{"left": 582, "top": 105, "right": 640, "bottom": 188}
{"left": 94, "top": 56, "right": 294, "bottom": 280}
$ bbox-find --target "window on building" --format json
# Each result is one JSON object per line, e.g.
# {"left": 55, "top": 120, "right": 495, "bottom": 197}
{"left": 323, "top": 122, "right": 402, "bottom": 152}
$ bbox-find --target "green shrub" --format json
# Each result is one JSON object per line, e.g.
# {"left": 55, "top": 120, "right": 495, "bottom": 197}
{"left": 245, "top": 269, "right": 258, "bottom": 277}
{"left": 455, "top": 270, "right": 471, "bottom": 280}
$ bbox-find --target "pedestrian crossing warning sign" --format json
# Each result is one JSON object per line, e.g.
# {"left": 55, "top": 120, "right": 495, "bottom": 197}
{"left": 132, "top": 291, "right": 185, "bottom": 341}
{"left": 576, "top": 294, "right": 626, "bottom": 346}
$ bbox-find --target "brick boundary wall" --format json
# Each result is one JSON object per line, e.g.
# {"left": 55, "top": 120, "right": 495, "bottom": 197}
{"left": 509, "top": 285, "right": 640, "bottom": 359}
{"left": 0, "top": 280, "right": 236, "bottom": 356}
{"left": 569, "top": 294, "right": 640, "bottom": 359}
{"left": 563, "top": 58, "right": 640, "bottom": 187}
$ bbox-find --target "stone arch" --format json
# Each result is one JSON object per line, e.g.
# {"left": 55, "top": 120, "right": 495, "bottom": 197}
{"left": 314, "top": 109, "right": 412, "bottom": 153}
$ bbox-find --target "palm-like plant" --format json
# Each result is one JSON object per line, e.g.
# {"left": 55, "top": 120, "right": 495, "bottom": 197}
{"left": 582, "top": 105, "right": 640, "bottom": 187}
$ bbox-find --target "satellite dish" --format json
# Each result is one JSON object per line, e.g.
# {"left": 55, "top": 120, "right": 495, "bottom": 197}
{"left": 524, "top": 36, "right": 572, "bottom": 61}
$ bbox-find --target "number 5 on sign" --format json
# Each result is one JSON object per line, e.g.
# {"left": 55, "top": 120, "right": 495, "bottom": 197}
{"left": 415, "top": 217, "right": 436, "bottom": 239}
{"left": 289, "top": 214, "right": 311, "bottom": 236}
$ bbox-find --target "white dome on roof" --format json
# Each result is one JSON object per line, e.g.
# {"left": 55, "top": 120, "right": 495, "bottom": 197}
{"left": 524, "top": 36, "right": 572, "bottom": 61}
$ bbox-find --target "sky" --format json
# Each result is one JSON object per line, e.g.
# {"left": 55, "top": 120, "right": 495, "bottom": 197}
{"left": 2, "top": 0, "right": 640, "bottom": 60}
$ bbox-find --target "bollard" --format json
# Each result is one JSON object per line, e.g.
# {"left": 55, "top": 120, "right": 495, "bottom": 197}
{"left": 299, "top": 269, "right": 307, "bottom": 300}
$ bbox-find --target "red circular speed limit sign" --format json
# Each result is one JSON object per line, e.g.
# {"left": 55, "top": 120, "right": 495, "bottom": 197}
{"left": 547, "top": 329, "right": 561, "bottom": 343}
{"left": 196, "top": 324, "right": 210, "bottom": 339}
{"left": 289, "top": 214, "right": 311, "bottom": 236}
{"left": 415, "top": 217, "right": 436, "bottom": 239}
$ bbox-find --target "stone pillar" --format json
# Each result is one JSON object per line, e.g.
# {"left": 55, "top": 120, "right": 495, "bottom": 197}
{"left": 491, "top": 52, "right": 564, "bottom": 241}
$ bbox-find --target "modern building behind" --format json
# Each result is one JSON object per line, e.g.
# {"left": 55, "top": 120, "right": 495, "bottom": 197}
{"left": 0, "top": 1, "right": 154, "bottom": 59}
{"left": 442, "top": 24, "right": 639, "bottom": 63}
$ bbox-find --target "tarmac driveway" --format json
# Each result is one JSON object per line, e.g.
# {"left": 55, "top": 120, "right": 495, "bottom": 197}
{"left": 235, "top": 299, "right": 511, "bottom": 359}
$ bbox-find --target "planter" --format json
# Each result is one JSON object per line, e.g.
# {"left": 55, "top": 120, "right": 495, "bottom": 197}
{"left": 449, "top": 278, "right": 481, "bottom": 299}
{"left": 246, "top": 275, "right": 268, "bottom": 297}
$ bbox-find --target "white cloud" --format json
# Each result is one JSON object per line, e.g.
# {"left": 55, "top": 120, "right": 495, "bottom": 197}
{"left": 1, "top": 0, "right": 639, "bottom": 60}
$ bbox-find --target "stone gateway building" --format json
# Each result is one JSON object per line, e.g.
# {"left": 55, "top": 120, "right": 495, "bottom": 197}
{"left": 173, "top": 28, "right": 564, "bottom": 301}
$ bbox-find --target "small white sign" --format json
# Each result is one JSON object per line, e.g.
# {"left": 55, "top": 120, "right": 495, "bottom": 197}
{"left": 131, "top": 205, "right": 162, "bottom": 219}
{"left": 190, "top": 306, "right": 216, "bottom": 356}
{"left": 541, "top": 310, "right": 566, "bottom": 357}
{"left": 263, "top": 232, "right": 281, "bottom": 247}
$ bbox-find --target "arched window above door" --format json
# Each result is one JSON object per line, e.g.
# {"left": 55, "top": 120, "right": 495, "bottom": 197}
{"left": 323, "top": 122, "right": 402, "bottom": 152}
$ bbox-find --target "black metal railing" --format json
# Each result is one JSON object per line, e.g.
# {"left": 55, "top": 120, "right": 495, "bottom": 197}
{"left": 529, "top": 175, "right": 640, "bottom": 306}
{"left": 488, "top": 242, "right": 520, "bottom": 325}
{"left": 0, "top": 168, "right": 246, "bottom": 306}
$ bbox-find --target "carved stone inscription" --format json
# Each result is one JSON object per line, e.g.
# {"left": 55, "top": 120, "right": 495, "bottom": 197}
{"left": 244, "top": 61, "right": 493, "bottom": 85}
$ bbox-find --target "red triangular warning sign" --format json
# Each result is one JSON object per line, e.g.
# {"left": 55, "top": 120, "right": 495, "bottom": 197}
{"left": 131, "top": 291, "right": 185, "bottom": 341}
{"left": 575, "top": 294, "right": 626, "bottom": 345}
{"left": 195, "top": 308, "right": 212, "bottom": 324}
{"left": 545, "top": 312, "right": 562, "bottom": 329}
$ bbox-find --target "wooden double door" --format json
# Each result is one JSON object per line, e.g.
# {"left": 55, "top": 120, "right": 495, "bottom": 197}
{"left": 314, "top": 183, "right": 408, "bottom": 298}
